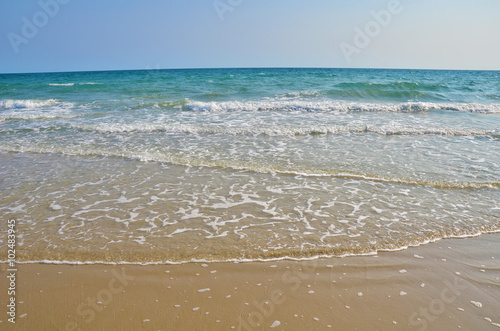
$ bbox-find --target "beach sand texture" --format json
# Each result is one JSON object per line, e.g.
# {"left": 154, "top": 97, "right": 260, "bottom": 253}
{"left": 1, "top": 234, "right": 499, "bottom": 330}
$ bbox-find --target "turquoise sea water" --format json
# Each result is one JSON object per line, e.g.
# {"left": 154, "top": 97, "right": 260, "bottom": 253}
{"left": 1, "top": 68, "right": 499, "bottom": 263}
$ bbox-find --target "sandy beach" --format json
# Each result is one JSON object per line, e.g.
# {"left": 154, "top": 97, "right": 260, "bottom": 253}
{"left": 1, "top": 233, "right": 498, "bottom": 330}
{"left": 2, "top": 0, "right": 500, "bottom": 330}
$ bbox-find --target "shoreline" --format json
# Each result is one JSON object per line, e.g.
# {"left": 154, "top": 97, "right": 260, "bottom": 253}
{"left": 4, "top": 229, "right": 500, "bottom": 266}
{"left": 1, "top": 233, "right": 499, "bottom": 330}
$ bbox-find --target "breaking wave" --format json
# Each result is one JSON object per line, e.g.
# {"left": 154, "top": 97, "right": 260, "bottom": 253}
{"left": 184, "top": 100, "right": 500, "bottom": 114}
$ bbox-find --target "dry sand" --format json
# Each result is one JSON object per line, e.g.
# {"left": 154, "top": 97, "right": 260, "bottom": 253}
{"left": 1, "top": 233, "right": 499, "bottom": 330}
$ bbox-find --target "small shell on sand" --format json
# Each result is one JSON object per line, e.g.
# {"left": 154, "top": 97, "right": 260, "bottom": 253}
{"left": 270, "top": 320, "right": 281, "bottom": 328}
{"left": 470, "top": 301, "right": 482, "bottom": 308}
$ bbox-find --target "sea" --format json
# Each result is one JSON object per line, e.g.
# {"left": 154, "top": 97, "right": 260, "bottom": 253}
{"left": 1, "top": 68, "right": 499, "bottom": 264}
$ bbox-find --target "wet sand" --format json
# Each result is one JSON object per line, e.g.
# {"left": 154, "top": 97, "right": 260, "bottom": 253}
{"left": 1, "top": 234, "right": 499, "bottom": 330}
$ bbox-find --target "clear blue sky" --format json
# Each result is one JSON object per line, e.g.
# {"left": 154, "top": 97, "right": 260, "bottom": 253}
{"left": 1, "top": 0, "right": 499, "bottom": 73}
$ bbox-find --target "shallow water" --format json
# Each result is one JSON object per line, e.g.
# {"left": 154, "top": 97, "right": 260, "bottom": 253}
{"left": 0, "top": 68, "right": 499, "bottom": 263}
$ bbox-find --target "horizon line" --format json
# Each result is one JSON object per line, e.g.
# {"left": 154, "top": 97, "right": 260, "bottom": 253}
{"left": 1, "top": 66, "right": 499, "bottom": 75}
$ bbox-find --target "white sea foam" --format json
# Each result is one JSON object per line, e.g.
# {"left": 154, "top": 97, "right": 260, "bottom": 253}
{"left": 49, "top": 82, "right": 103, "bottom": 86}
{"left": 0, "top": 99, "right": 76, "bottom": 121}
{"left": 185, "top": 100, "right": 500, "bottom": 114}
{"left": 1, "top": 144, "right": 498, "bottom": 190}
{"left": 49, "top": 83, "right": 74, "bottom": 86}
{"left": 0, "top": 113, "right": 78, "bottom": 121}
{"left": 275, "top": 91, "right": 321, "bottom": 99}
{"left": 0, "top": 99, "right": 59, "bottom": 110}
{"left": 5, "top": 232, "right": 499, "bottom": 265}
{"left": 74, "top": 122, "right": 495, "bottom": 137}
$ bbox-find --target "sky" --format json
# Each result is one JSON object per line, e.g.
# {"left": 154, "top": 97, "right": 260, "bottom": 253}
{"left": 0, "top": 0, "right": 499, "bottom": 73}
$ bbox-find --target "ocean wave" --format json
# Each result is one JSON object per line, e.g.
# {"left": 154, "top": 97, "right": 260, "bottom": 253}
{"left": 49, "top": 83, "right": 74, "bottom": 86}
{"left": 2, "top": 145, "right": 498, "bottom": 190}
{"left": 0, "top": 99, "right": 80, "bottom": 121}
{"left": 73, "top": 123, "right": 497, "bottom": 137}
{"left": 334, "top": 81, "right": 450, "bottom": 91}
{"left": 322, "top": 88, "right": 449, "bottom": 102}
{"left": 274, "top": 91, "right": 322, "bottom": 99}
{"left": 49, "top": 82, "right": 104, "bottom": 87}
{"left": 185, "top": 100, "right": 500, "bottom": 114}
{"left": 316, "top": 82, "right": 453, "bottom": 101}
{"left": 0, "top": 99, "right": 59, "bottom": 110}
{"left": 129, "top": 99, "right": 188, "bottom": 110}
{"left": 0, "top": 114, "right": 79, "bottom": 121}
{"left": 0, "top": 99, "right": 76, "bottom": 120}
